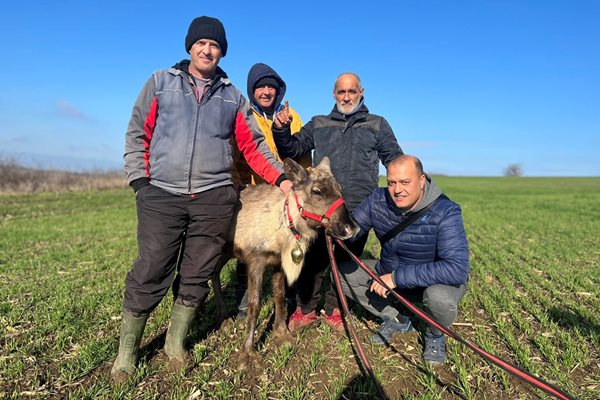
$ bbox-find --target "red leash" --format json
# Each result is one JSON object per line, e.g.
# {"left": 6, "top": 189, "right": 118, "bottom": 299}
{"left": 330, "top": 237, "right": 577, "bottom": 400}
{"left": 326, "top": 236, "right": 388, "bottom": 399}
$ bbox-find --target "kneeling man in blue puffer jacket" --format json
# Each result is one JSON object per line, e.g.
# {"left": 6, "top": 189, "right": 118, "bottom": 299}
{"left": 336, "top": 154, "right": 469, "bottom": 364}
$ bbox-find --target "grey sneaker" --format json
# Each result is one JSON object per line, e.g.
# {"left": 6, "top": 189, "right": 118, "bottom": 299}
{"left": 371, "top": 316, "right": 413, "bottom": 345}
{"left": 423, "top": 332, "right": 446, "bottom": 364}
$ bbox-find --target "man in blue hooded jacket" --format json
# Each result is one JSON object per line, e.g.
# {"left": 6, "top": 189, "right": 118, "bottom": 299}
{"left": 337, "top": 154, "right": 469, "bottom": 364}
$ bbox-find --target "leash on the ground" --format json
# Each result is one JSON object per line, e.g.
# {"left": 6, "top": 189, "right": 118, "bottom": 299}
{"left": 326, "top": 236, "right": 388, "bottom": 400}
{"left": 330, "top": 237, "right": 578, "bottom": 400}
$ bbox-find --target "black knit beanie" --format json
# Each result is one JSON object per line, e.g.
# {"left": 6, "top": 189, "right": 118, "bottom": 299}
{"left": 185, "top": 16, "right": 228, "bottom": 56}
{"left": 254, "top": 77, "right": 280, "bottom": 91}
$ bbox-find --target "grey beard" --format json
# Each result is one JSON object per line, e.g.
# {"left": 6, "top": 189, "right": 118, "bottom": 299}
{"left": 336, "top": 101, "right": 358, "bottom": 115}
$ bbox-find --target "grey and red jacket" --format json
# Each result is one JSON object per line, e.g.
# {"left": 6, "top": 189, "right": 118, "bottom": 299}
{"left": 124, "top": 60, "right": 285, "bottom": 194}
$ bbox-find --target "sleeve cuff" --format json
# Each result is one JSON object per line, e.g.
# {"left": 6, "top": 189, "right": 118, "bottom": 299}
{"left": 272, "top": 125, "right": 290, "bottom": 135}
{"left": 275, "top": 174, "right": 288, "bottom": 187}
{"left": 391, "top": 270, "right": 399, "bottom": 288}
{"left": 130, "top": 177, "right": 150, "bottom": 193}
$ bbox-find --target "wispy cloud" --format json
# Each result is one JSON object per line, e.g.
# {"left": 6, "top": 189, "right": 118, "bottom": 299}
{"left": 1, "top": 135, "right": 31, "bottom": 144}
{"left": 56, "top": 100, "right": 91, "bottom": 120}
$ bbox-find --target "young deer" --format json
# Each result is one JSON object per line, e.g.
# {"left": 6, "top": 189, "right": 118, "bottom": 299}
{"left": 212, "top": 157, "right": 358, "bottom": 364}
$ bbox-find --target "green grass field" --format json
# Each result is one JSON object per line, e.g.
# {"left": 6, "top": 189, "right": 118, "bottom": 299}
{"left": 1, "top": 177, "right": 599, "bottom": 399}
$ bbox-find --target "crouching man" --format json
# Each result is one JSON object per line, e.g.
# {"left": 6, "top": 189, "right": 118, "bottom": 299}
{"left": 336, "top": 155, "right": 469, "bottom": 364}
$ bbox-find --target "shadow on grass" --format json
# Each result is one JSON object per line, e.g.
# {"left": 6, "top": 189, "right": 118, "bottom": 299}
{"left": 336, "top": 373, "right": 390, "bottom": 400}
{"left": 336, "top": 313, "right": 467, "bottom": 400}
{"left": 138, "top": 282, "right": 244, "bottom": 366}
{"left": 337, "top": 361, "right": 467, "bottom": 400}
{"left": 547, "top": 306, "right": 600, "bottom": 338}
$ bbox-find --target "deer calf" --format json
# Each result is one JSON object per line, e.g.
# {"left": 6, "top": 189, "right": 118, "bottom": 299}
{"left": 213, "top": 157, "right": 358, "bottom": 364}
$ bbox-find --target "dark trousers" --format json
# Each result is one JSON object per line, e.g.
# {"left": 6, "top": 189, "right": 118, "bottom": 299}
{"left": 123, "top": 184, "right": 238, "bottom": 315}
{"left": 293, "top": 231, "right": 369, "bottom": 314}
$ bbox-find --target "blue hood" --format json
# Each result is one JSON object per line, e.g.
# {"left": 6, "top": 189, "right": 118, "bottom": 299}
{"left": 247, "top": 63, "right": 287, "bottom": 113}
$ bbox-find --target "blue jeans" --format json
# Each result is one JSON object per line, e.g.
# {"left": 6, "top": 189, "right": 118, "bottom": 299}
{"left": 334, "top": 259, "right": 467, "bottom": 336}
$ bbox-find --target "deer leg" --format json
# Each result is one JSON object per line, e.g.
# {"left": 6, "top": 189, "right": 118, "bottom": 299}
{"left": 239, "top": 262, "right": 263, "bottom": 365}
{"left": 271, "top": 269, "right": 292, "bottom": 344}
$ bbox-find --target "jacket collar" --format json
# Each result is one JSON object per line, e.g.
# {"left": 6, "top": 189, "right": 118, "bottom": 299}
{"left": 384, "top": 176, "right": 444, "bottom": 216}
{"left": 170, "top": 59, "right": 230, "bottom": 89}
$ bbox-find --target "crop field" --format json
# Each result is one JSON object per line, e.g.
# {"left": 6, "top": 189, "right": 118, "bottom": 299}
{"left": 1, "top": 177, "right": 599, "bottom": 399}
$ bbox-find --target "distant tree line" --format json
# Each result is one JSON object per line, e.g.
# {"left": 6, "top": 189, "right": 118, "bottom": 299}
{"left": 0, "top": 158, "right": 126, "bottom": 193}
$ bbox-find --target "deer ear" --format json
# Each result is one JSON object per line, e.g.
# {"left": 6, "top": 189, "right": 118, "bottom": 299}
{"left": 284, "top": 158, "right": 308, "bottom": 184}
{"left": 316, "top": 156, "right": 331, "bottom": 171}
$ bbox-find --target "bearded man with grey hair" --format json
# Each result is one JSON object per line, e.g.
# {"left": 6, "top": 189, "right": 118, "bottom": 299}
{"left": 272, "top": 72, "right": 403, "bottom": 331}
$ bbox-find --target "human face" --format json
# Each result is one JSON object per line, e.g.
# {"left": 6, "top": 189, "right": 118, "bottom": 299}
{"left": 387, "top": 161, "right": 425, "bottom": 211}
{"left": 334, "top": 74, "right": 364, "bottom": 114}
{"left": 188, "top": 39, "right": 222, "bottom": 79}
{"left": 253, "top": 85, "right": 277, "bottom": 112}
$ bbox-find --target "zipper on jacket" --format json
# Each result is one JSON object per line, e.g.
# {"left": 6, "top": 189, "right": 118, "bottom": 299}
{"left": 185, "top": 75, "right": 203, "bottom": 194}
{"left": 185, "top": 75, "right": 222, "bottom": 194}
{"left": 343, "top": 113, "right": 362, "bottom": 134}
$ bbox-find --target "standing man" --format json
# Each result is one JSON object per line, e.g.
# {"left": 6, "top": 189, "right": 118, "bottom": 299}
{"left": 232, "top": 63, "right": 311, "bottom": 319}
{"left": 338, "top": 155, "right": 469, "bottom": 364}
{"left": 112, "top": 16, "right": 292, "bottom": 383}
{"left": 273, "top": 72, "right": 403, "bottom": 331}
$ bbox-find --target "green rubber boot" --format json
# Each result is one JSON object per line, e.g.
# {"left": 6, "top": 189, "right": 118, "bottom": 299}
{"left": 110, "top": 311, "right": 148, "bottom": 384}
{"left": 164, "top": 303, "right": 196, "bottom": 371}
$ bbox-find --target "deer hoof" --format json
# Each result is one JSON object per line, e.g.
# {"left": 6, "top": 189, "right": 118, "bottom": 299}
{"left": 219, "top": 317, "right": 234, "bottom": 331}
{"left": 110, "top": 370, "right": 132, "bottom": 386}
{"left": 272, "top": 330, "right": 293, "bottom": 346}
{"left": 238, "top": 348, "right": 262, "bottom": 368}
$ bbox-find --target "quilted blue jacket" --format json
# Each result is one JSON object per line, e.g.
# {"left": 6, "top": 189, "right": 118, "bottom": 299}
{"left": 351, "top": 187, "right": 470, "bottom": 289}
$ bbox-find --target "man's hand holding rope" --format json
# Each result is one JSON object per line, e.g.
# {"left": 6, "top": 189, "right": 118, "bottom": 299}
{"left": 369, "top": 273, "right": 396, "bottom": 298}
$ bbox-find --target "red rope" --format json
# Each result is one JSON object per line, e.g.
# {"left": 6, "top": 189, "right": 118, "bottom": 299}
{"left": 284, "top": 198, "right": 301, "bottom": 240}
{"left": 326, "top": 236, "right": 388, "bottom": 399}
{"left": 333, "top": 238, "right": 577, "bottom": 400}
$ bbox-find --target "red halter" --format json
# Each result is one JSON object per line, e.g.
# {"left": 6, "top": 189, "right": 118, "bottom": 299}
{"left": 284, "top": 192, "right": 346, "bottom": 239}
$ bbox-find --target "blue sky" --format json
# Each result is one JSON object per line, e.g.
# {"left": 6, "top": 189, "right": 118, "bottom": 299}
{"left": 1, "top": 1, "right": 598, "bottom": 176}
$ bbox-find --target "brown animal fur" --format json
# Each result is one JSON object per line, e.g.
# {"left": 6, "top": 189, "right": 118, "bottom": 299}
{"left": 212, "top": 157, "right": 357, "bottom": 365}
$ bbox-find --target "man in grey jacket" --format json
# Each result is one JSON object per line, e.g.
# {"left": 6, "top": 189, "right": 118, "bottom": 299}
{"left": 112, "top": 16, "right": 291, "bottom": 383}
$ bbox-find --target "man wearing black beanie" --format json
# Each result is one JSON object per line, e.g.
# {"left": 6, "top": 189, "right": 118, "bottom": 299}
{"left": 112, "top": 16, "right": 292, "bottom": 383}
